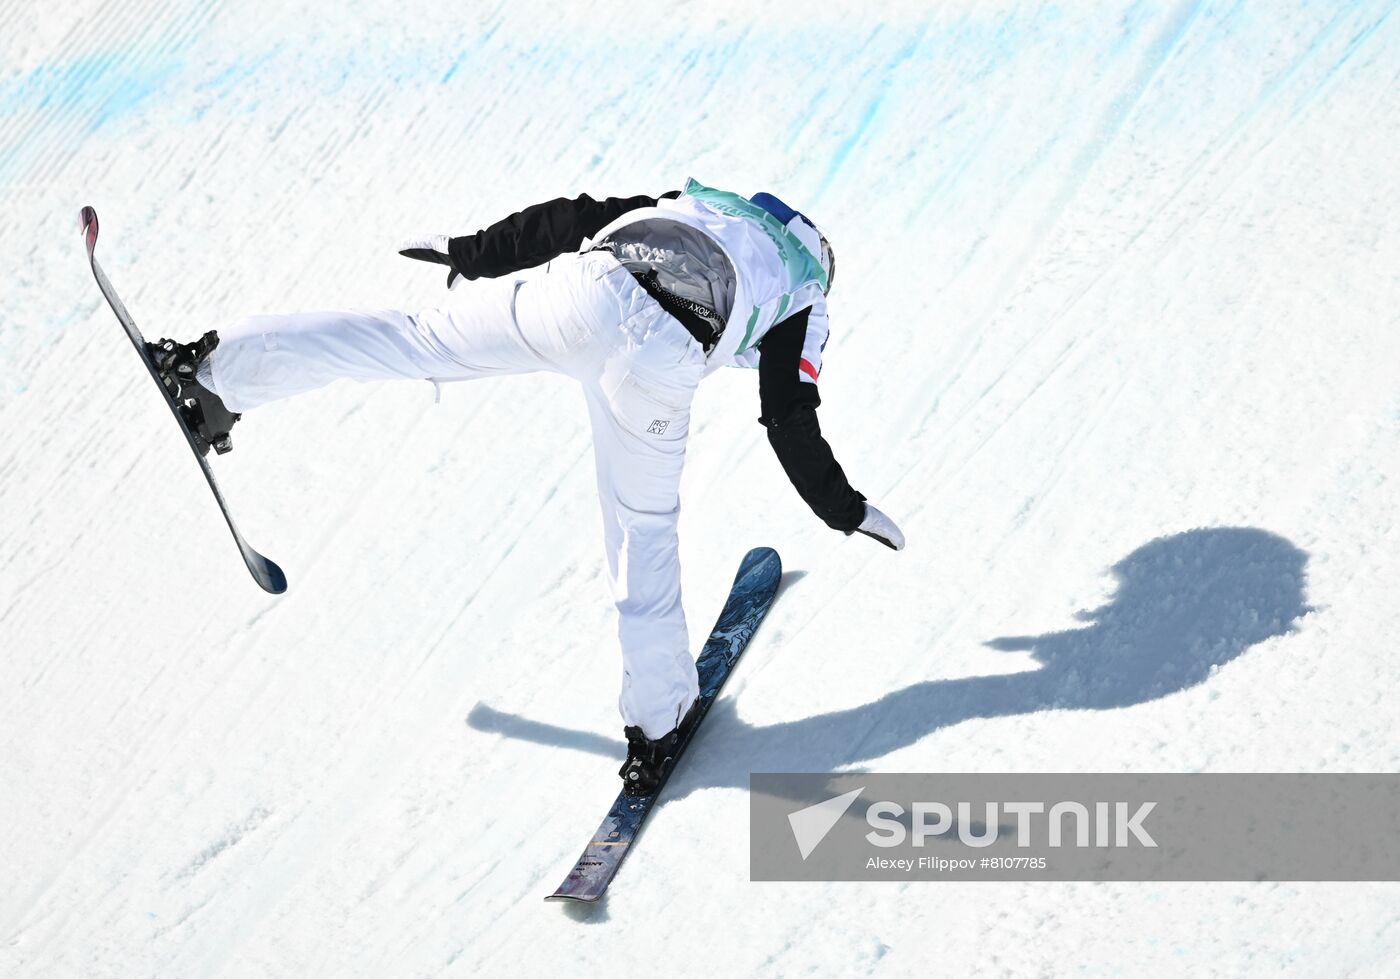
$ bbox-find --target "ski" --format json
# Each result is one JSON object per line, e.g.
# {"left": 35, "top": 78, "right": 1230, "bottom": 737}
{"left": 547, "top": 546, "right": 782, "bottom": 903}
{"left": 79, "top": 206, "right": 287, "bottom": 594}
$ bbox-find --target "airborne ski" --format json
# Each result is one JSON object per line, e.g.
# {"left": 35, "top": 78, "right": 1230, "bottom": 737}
{"left": 547, "top": 546, "right": 782, "bottom": 902}
{"left": 79, "top": 206, "right": 287, "bottom": 594}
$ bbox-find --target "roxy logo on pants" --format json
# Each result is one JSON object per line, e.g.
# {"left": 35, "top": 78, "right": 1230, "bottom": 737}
{"left": 647, "top": 419, "right": 670, "bottom": 435}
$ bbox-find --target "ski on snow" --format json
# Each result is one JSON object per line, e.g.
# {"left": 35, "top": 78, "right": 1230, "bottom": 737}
{"left": 547, "top": 546, "right": 782, "bottom": 903}
{"left": 79, "top": 206, "right": 287, "bottom": 594}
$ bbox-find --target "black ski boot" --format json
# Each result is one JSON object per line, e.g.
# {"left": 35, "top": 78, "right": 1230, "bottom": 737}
{"left": 619, "top": 700, "right": 699, "bottom": 797}
{"left": 147, "top": 330, "right": 241, "bottom": 456}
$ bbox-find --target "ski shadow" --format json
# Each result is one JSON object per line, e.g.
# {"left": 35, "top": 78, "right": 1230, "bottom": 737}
{"left": 556, "top": 896, "right": 612, "bottom": 923}
{"left": 469, "top": 528, "right": 1312, "bottom": 803}
{"left": 774, "top": 568, "right": 809, "bottom": 599}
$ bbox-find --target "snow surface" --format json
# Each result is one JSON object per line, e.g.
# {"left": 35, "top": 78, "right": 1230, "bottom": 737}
{"left": 2, "top": 0, "right": 1399, "bottom": 975}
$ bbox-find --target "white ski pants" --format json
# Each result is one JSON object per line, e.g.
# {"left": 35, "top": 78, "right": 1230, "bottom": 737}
{"left": 209, "top": 251, "right": 705, "bottom": 738}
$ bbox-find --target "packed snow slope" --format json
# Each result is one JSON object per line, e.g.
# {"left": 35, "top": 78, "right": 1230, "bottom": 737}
{"left": 2, "top": 1, "right": 1398, "bottom": 975}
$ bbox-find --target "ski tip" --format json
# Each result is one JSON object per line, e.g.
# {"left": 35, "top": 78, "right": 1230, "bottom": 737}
{"left": 742, "top": 546, "right": 782, "bottom": 577}
{"left": 256, "top": 558, "right": 289, "bottom": 595}
{"left": 239, "top": 542, "right": 288, "bottom": 594}
{"left": 731, "top": 547, "right": 782, "bottom": 606}
{"left": 79, "top": 206, "right": 98, "bottom": 251}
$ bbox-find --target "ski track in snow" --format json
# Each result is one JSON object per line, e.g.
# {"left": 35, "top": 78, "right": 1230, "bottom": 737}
{"left": 2, "top": 1, "right": 1399, "bottom": 976}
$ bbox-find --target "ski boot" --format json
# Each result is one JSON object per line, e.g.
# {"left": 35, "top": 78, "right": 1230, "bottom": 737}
{"left": 147, "top": 330, "right": 241, "bottom": 456}
{"left": 619, "top": 701, "right": 699, "bottom": 797}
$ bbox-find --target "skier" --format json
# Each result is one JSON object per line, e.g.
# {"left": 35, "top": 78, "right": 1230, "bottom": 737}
{"left": 149, "top": 178, "right": 905, "bottom": 794}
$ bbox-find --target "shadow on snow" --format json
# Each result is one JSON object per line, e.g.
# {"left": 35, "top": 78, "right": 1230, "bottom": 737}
{"left": 468, "top": 527, "right": 1312, "bottom": 802}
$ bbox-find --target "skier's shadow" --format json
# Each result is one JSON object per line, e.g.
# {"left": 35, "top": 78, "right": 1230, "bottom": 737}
{"left": 468, "top": 528, "right": 1311, "bottom": 800}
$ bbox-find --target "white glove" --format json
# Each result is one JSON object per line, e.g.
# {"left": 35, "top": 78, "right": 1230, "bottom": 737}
{"left": 398, "top": 234, "right": 461, "bottom": 289}
{"left": 851, "top": 503, "right": 905, "bottom": 551}
{"left": 398, "top": 233, "right": 450, "bottom": 261}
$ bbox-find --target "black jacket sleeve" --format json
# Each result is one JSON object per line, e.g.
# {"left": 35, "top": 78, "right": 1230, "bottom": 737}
{"left": 757, "top": 309, "right": 867, "bottom": 532}
{"left": 446, "top": 190, "right": 680, "bottom": 281}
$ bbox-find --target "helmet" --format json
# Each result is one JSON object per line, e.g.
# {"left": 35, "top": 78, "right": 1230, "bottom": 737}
{"left": 749, "top": 192, "right": 835, "bottom": 294}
